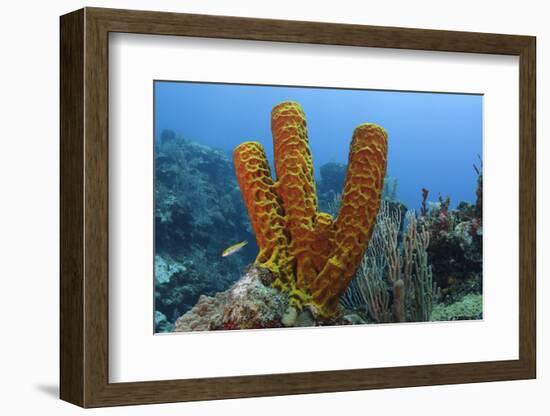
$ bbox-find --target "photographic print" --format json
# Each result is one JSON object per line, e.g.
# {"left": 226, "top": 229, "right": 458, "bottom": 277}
{"left": 153, "top": 81, "right": 483, "bottom": 333}
{"left": 60, "top": 10, "right": 535, "bottom": 405}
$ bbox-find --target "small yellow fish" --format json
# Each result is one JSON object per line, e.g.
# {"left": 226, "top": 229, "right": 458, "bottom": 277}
{"left": 221, "top": 240, "right": 248, "bottom": 257}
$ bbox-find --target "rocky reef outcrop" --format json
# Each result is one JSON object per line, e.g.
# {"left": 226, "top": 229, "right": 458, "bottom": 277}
{"left": 173, "top": 265, "right": 359, "bottom": 331}
{"left": 173, "top": 266, "right": 289, "bottom": 331}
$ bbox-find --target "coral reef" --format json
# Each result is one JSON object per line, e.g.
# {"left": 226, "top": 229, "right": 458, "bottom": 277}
{"left": 159, "top": 112, "right": 483, "bottom": 331}
{"left": 155, "top": 311, "right": 173, "bottom": 332}
{"left": 419, "top": 190, "right": 482, "bottom": 303}
{"left": 342, "top": 200, "right": 439, "bottom": 323}
{"left": 430, "top": 293, "right": 482, "bottom": 321}
{"left": 232, "top": 101, "right": 388, "bottom": 318}
{"left": 155, "top": 254, "right": 187, "bottom": 284}
{"left": 154, "top": 131, "right": 256, "bottom": 330}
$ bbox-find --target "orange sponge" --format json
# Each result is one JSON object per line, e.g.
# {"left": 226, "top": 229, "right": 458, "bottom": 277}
{"left": 233, "top": 102, "right": 388, "bottom": 318}
{"left": 271, "top": 102, "right": 321, "bottom": 293}
{"left": 232, "top": 141, "right": 294, "bottom": 288}
{"left": 311, "top": 123, "right": 388, "bottom": 313}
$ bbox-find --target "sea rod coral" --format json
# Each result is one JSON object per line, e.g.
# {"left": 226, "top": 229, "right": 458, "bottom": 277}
{"left": 232, "top": 101, "right": 388, "bottom": 319}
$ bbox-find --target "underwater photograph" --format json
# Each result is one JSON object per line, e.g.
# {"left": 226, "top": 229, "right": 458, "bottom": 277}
{"left": 153, "top": 81, "right": 483, "bottom": 333}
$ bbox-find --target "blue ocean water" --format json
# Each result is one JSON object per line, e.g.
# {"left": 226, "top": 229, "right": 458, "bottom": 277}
{"left": 154, "top": 81, "right": 482, "bottom": 211}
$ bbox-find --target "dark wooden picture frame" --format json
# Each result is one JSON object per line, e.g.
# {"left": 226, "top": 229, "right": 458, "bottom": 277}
{"left": 60, "top": 7, "right": 536, "bottom": 408}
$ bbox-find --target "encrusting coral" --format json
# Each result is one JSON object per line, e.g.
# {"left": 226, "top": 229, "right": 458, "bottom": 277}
{"left": 233, "top": 101, "right": 388, "bottom": 319}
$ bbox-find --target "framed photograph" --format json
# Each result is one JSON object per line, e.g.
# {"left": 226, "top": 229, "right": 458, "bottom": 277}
{"left": 60, "top": 7, "right": 536, "bottom": 408}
